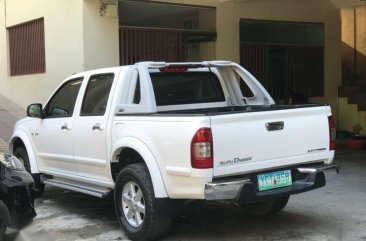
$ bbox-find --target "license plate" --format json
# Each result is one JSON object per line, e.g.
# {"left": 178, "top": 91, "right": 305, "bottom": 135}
{"left": 257, "top": 170, "right": 292, "bottom": 191}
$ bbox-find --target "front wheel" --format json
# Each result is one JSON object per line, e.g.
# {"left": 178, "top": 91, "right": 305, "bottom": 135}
{"left": 0, "top": 200, "right": 10, "bottom": 240}
{"left": 240, "top": 195, "right": 290, "bottom": 216}
{"left": 114, "top": 163, "right": 171, "bottom": 241}
{"left": 14, "top": 147, "right": 45, "bottom": 198}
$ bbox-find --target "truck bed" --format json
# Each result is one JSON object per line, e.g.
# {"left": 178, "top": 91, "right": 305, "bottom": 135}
{"left": 156, "top": 104, "right": 327, "bottom": 116}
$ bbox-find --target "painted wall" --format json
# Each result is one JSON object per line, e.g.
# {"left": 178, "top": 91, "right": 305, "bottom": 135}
{"left": 0, "top": 0, "right": 341, "bottom": 115}
{"left": 153, "top": 0, "right": 342, "bottom": 119}
{"left": 0, "top": 0, "right": 85, "bottom": 108}
{"left": 342, "top": 8, "right": 366, "bottom": 82}
{"left": 0, "top": 0, "right": 120, "bottom": 108}
{"left": 338, "top": 7, "right": 366, "bottom": 131}
{"left": 83, "top": 0, "right": 119, "bottom": 70}
{"left": 216, "top": 0, "right": 341, "bottom": 120}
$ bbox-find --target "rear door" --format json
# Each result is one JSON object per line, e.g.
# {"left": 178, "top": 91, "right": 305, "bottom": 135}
{"left": 210, "top": 106, "right": 330, "bottom": 177}
{"left": 72, "top": 70, "right": 119, "bottom": 181}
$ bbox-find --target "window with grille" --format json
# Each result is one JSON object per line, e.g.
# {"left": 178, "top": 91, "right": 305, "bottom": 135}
{"left": 8, "top": 18, "right": 46, "bottom": 76}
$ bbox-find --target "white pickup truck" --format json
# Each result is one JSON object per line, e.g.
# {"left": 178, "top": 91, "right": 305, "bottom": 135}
{"left": 10, "top": 61, "right": 338, "bottom": 241}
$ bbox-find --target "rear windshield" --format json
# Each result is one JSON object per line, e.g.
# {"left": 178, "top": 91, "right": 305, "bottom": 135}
{"left": 150, "top": 71, "right": 225, "bottom": 106}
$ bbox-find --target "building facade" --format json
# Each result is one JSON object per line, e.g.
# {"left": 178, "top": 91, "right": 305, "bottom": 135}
{"left": 0, "top": 0, "right": 358, "bottom": 130}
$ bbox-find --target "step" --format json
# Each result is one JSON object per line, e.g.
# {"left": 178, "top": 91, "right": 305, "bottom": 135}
{"left": 353, "top": 80, "right": 366, "bottom": 88}
{"left": 339, "top": 86, "right": 362, "bottom": 97}
{"left": 347, "top": 92, "right": 366, "bottom": 105}
{"left": 43, "top": 178, "right": 112, "bottom": 198}
{"left": 358, "top": 103, "right": 366, "bottom": 111}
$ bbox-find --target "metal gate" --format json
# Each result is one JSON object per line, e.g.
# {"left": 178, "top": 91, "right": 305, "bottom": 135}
{"left": 119, "top": 27, "right": 216, "bottom": 65}
{"left": 240, "top": 43, "right": 324, "bottom": 103}
{"left": 120, "top": 27, "right": 183, "bottom": 65}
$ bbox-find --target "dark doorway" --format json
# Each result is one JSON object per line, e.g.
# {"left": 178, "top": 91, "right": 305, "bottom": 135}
{"left": 240, "top": 19, "right": 324, "bottom": 104}
{"left": 268, "top": 47, "right": 287, "bottom": 103}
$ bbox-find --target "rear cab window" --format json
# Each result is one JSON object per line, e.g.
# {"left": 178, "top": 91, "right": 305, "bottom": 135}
{"left": 149, "top": 69, "right": 226, "bottom": 107}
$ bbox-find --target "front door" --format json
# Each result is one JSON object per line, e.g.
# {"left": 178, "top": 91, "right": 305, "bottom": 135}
{"left": 72, "top": 72, "right": 117, "bottom": 181}
{"left": 34, "top": 78, "right": 83, "bottom": 175}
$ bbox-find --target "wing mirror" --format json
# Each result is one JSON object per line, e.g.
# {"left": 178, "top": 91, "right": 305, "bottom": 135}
{"left": 27, "top": 103, "right": 43, "bottom": 118}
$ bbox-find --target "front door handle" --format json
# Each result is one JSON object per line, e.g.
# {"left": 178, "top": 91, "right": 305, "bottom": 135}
{"left": 92, "top": 123, "right": 104, "bottom": 131}
{"left": 61, "top": 123, "right": 71, "bottom": 131}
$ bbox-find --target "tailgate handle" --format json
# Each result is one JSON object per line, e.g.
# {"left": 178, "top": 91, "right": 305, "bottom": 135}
{"left": 266, "top": 121, "right": 284, "bottom": 131}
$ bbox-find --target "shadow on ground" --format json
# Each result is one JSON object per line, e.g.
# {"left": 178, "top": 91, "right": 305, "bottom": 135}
{"left": 6, "top": 148, "right": 366, "bottom": 241}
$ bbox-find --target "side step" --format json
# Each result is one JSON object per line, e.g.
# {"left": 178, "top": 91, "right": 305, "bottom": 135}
{"left": 43, "top": 178, "right": 113, "bottom": 199}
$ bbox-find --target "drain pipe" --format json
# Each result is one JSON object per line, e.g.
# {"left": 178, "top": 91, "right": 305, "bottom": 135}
{"left": 354, "top": 8, "right": 357, "bottom": 76}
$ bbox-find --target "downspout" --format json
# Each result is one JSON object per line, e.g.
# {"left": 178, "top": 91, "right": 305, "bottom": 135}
{"left": 354, "top": 8, "right": 357, "bottom": 76}
{"left": 3, "top": 0, "right": 6, "bottom": 28}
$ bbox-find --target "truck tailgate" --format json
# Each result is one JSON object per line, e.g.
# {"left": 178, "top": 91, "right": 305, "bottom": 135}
{"left": 210, "top": 106, "right": 330, "bottom": 177}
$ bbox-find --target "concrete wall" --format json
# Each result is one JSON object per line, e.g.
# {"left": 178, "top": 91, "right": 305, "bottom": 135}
{"left": 338, "top": 97, "right": 366, "bottom": 132}
{"left": 339, "top": 8, "right": 366, "bottom": 131}
{"left": 153, "top": 0, "right": 342, "bottom": 119}
{"left": 0, "top": 0, "right": 85, "bottom": 108}
{"left": 0, "top": 0, "right": 119, "bottom": 108}
{"left": 342, "top": 7, "right": 366, "bottom": 81}
{"left": 0, "top": 0, "right": 342, "bottom": 115}
{"left": 83, "top": 0, "right": 119, "bottom": 70}
{"left": 217, "top": 0, "right": 341, "bottom": 119}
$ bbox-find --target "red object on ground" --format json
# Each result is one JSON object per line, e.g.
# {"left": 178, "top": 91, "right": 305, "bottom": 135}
{"left": 347, "top": 139, "right": 366, "bottom": 149}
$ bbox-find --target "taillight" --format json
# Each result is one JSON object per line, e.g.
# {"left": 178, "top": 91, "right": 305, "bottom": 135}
{"left": 159, "top": 67, "right": 188, "bottom": 72}
{"left": 328, "top": 116, "right": 336, "bottom": 150}
{"left": 191, "top": 128, "right": 213, "bottom": 169}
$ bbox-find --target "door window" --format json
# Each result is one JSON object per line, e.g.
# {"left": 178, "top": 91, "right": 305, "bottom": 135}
{"left": 81, "top": 74, "right": 114, "bottom": 116}
{"left": 45, "top": 78, "right": 83, "bottom": 118}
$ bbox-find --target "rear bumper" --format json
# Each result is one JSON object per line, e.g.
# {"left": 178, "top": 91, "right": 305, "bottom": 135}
{"left": 204, "top": 163, "right": 339, "bottom": 202}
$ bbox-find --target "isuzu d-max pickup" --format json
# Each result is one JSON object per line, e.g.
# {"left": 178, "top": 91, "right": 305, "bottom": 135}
{"left": 9, "top": 61, "right": 338, "bottom": 241}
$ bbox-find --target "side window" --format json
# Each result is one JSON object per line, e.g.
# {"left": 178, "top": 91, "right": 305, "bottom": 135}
{"left": 133, "top": 75, "right": 141, "bottom": 104}
{"left": 46, "top": 78, "right": 83, "bottom": 118}
{"left": 235, "top": 72, "right": 254, "bottom": 98}
{"left": 81, "top": 74, "right": 114, "bottom": 116}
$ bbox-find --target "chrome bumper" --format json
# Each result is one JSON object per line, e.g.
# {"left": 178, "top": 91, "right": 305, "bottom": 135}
{"left": 204, "top": 164, "right": 340, "bottom": 201}
{"left": 205, "top": 179, "right": 251, "bottom": 200}
{"left": 297, "top": 163, "right": 340, "bottom": 174}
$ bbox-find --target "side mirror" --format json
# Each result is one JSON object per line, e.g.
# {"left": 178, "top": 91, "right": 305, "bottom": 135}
{"left": 27, "top": 103, "right": 43, "bottom": 118}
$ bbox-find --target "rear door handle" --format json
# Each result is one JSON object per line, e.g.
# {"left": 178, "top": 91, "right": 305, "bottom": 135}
{"left": 92, "top": 123, "right": 104, "bottom": 131}
{"left": 266, "top": 121, "right": 284, "bottom": 131}
{"left": 61, "top": 123, "right": 71, "bottom": 131}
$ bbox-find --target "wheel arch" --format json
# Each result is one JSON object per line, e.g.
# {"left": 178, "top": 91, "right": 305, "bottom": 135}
{"left": 9, "top": 131, "right": 39, "bottom": 174}
{"left": 111, "top": 137, "right": 168, "bottom": 198}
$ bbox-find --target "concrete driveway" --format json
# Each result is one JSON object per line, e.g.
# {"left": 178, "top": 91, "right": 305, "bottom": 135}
{"left": 7, "top": 148, "right": 366, "bottom": 241}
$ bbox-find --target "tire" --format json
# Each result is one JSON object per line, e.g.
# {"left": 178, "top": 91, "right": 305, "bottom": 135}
{"left": 114, "top": 163, "right": 171, "bottom": 241}
{"left": 240, "top": 195, "right": 290, "bottom": 216}
{"left": 0, "top": 200, "right": 10, "bottom": 240}
{"left": 14, "top": 147, "right": 45, "bottom": 198}
{"left": 271, "top": 195, "right": 290, "bottom": 214}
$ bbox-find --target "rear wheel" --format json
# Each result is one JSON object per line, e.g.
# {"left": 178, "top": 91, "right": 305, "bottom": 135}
{"left": 240, "top": 195, "right": 290, "bottom": 216}
{"left": 114, "top": 163, "right": 171, "bottom": 241}
{"left": 0, "top": 200, "right": 10, "bottom": 240}
{"left": 14, "top": 147, "right": 45, "bottom": 198}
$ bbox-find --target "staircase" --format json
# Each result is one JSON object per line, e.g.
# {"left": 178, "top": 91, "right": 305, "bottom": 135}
{"left": 338, "top": 80, "right": 366, "bottom": 131}
{"left": 339, "top": 81, "right": 366, "bottom": 111}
